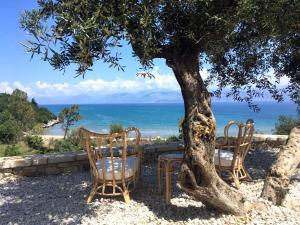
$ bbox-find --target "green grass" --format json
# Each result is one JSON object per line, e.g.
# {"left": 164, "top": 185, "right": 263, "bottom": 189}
{"left": 0, "top": 142, "right": 39, "bottom": 157}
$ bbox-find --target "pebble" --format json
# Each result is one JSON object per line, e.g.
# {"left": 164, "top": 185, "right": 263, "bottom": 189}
{"left": 0, "top": 146, "right": 299, "bottom": 225}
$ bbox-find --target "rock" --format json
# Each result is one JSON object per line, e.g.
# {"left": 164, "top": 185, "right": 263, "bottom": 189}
{"left": 45, "top": 166, "right": 61, "bottom": 175}
{"left": 76, "top": 151, "right": 88, "bottom": 161}
{"left": 62, "top": 166, "right": 78, "bottom": 173}
{"left": 1, "top": 156, "right": 32, "bottom": 169}
{"left": 32, "top": 155, "right": 48, "bottom": 165}
{"left": 47, "top": 153, "right": 76, "bottom": 164}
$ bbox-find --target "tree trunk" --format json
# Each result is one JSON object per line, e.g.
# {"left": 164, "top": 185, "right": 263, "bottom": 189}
{"left": 63, "top": 128, "right": 68, "bottom": 140}
{"left": 166, "top": 51, "right": 250, "bottom": 215}
{"left": 261, "top": 125, "right": 300, "bottom": 205}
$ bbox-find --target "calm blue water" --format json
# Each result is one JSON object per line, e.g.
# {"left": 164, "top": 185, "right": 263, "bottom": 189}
{"left": 43, "top": 102, "right": 297, "bottom": 137}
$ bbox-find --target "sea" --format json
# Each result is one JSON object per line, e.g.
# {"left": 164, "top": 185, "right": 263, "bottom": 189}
{"left": 43, "top": 102, "right": 298, "bottom": 137}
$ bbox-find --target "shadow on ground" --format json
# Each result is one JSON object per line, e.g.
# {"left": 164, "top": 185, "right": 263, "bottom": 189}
{"left": 132, "top": 162, "right": 217, "bottom": 222}
{"left": 0, "top": 173, "right": 96, "bottom": 225}
{"left": 245, "top": 146, "right": 279, "bottom": 180}
{"left": 131, "top": 146, "right": 281, "bottom": 222}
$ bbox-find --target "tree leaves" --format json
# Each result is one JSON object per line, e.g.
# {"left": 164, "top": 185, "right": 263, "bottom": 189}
{"left": 59, "top": 105, "right": 81, "bottom": 139}
{"left": 20, "top": 0, "right": 299, "bottom": 107}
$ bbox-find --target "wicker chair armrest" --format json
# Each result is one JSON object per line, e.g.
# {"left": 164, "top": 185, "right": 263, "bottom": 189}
{"left": 215, "top": 143, "right": 224, "bottom": 149}
{"left": 215, "top": 141, "right": 229, "bottom": 149}
{"left": 215, "top": 137, "right": 229, "bottom": 149}
{"left": 215, "top": 144, "right": 236, "bottom": 152}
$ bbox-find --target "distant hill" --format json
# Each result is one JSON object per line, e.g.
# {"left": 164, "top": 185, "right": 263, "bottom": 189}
{"left": 35, "top": 90, "right": 183, "bottom": 104}
{"left": 31, "top": 87, "right": 292, "bottom": 105}
{"left": 0, "top": 89, "right": 56, "bottom": 130}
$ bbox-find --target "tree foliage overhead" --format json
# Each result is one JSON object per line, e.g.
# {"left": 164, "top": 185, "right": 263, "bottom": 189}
{"left": 20, "top": 0, "right": 300, "bottom": 108}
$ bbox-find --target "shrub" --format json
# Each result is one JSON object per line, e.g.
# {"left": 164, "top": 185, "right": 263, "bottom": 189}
{"left": 47, "top": 137, "right": 56, "bottom": 149}
{"left": 8, "top": 99, "right": 36, "bottom": 131}
{"left": 29, "top": 123, "right": 44, "bottom": 135}
{"left": 0, "top": 112, "right": 22, "bottom": 144}
{"left": 166, "top": 135, "right": 179, "bottom": 142}
{"left": 4, "top": 145, "right": 21, "bottom": 156}
{"left": 273, "top": 115, "right": 300, "bottom": 135}
{"left": 152, "top": 137, "right": 165, "bottom": 144}
{"left": 35, "top": 107, "right": 56, "bottom": 124}
{"left": 53, "top": 139, "right": 80, "bottom": 152}
{"left": 67, "top": 128, "right": 81, "bottom": 146}
{"left": 110, "top": 123, "right": 124, "bottom": 134}
{"left": 25, "top": 135, "right": 44, "bottom": 150}
{"left": 0, "top": 90, "right": 58, "bottom": 136}
{"left": 69, "top": 127, "right": 92, "bottom": 149}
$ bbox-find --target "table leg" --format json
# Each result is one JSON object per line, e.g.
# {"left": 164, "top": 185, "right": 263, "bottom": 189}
{"left": 165, "top": 160, "right": 171, "bottom": 205}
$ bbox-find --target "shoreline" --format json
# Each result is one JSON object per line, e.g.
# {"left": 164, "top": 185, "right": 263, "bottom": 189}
{"left": 42, "top": 119, "right": 60, "bottom": 128}
{"left": 42, "top": 123, "right": 279, "bottom": 138}
{"left": 40, "top": 133, "right": 289, "bottom": 142}
{"left": 40, "top": 134, "right": 173, "bottom": 141}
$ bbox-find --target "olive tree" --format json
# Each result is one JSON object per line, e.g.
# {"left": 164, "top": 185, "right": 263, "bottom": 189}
{"left": 20, "top": 0, "right": 299, "bottom": 215}
{"left": 59, "top": 105, "right": 81, "bottom": 139}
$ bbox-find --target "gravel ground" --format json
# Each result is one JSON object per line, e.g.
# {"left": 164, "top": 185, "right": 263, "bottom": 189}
{"left": 0, "top": 147, "right": 299, "bottom": 225}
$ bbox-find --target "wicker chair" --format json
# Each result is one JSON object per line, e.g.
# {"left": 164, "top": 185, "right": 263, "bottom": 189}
{"left": 79, "top": 127, "right": 142, "bottom": 203}
{"left": 214, "top": 121, "right": 254, "bottom": 189}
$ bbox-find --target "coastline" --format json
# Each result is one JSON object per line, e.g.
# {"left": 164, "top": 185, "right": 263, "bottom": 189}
{"left": 42, "top": 119, "right": 60, "bottom": 128}
{"left": 40, "top": 134, "right": 171, "bottom": 142}
{"left": 40, "top": 133, "right": 289, "bottom": 143}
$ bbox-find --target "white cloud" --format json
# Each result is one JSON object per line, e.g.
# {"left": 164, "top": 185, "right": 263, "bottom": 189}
{"left": 13, "top": 81, "right": 34, "bottom": 96}
{"left": 200, "top": 68, "right": 209, "bottom": 80}
{"left": 76, "top": 78, "right": 142, "bottom": 93}
{"left": 1, "top": 68, "right": 181, "bottom": 99}
{"left": 144, "top": 73, "right": 178, "bottom": 90}
{"left": 1, "top": 67, "right": 290, "bottom": 102}
{"left": 279, "top": 76, "right": 290, "bottom": 86}
{"left": 0, "top": 81, "right": 34, "bottom": 96}
{"left": 266, "top": 69, "right": 290, "bottom": 87}
{"left": 0, "top": 82, "right": 13, "bottom": 94}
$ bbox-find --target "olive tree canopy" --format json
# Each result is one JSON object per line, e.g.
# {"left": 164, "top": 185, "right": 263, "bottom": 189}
{"left": 20, "top": 0, "right": 299, "bottom": 106}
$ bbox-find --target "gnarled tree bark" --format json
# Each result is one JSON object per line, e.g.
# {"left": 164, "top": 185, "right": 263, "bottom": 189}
{"left": 166, "top": 50, "right": 250, "bottom": 215}
{"left": 261, "top": 125, "right": 300, "bottom": 205}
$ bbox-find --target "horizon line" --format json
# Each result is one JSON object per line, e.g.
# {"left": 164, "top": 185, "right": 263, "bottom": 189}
{"left": 40, "top": 100, "right": 295, "bottom": 106}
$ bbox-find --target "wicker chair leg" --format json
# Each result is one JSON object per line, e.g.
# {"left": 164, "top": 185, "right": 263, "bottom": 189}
{"left": 87, "top": 185, "right": 98, "bottom": 203}
{"left": 232, "top": 170, "right": 241, "bottom": 189}
{"left": 165, "top": 161, "right": 171, "bottom": 205}
{"left": 242, "top": 165, "right": 252, "bottom": 181}
{"left": 157, "top": 160, "right": 162, "bottom": 194}
{"left": 123, "top": 189, "right": 131, "bottom": 204}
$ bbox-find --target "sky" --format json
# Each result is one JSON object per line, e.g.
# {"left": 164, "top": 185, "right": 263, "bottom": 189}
{"left": 0, "top": 1, "right": 182, "bottom": 104}
{"left": 0, "top": 1, "right": 290, "bottom": 104}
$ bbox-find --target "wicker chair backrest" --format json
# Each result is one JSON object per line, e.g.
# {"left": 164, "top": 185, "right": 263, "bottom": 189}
{"left": 79, "top": 127, "right": 141, "bottom": 184}
{"left": 221, "top": 121, "right": 254, "bottom": 167}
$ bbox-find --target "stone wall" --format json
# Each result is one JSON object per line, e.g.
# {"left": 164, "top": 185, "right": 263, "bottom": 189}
{"left": 0, "top": 152, "right": 90, "bottom": 176}
{"left": 0, "top": 134, "right": 289, "bottom": 177}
